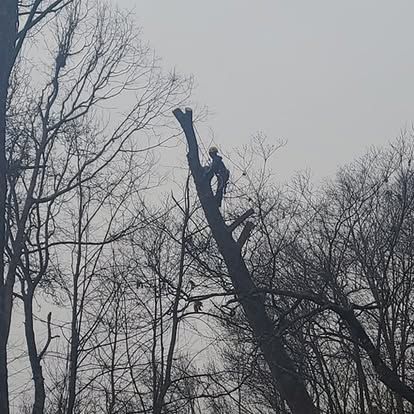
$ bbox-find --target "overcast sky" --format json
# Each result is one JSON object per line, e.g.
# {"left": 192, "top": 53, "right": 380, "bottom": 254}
{"left": 116, "top": 0, "right": 414, "bottom": 181}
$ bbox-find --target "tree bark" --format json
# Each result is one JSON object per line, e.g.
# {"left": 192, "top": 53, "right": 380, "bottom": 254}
{"left": 23, "top": 291, "right": 46, "bottom": 414}
{"left": 67, "top": 269, "right": 80, "bottom": 414}
{"left": 0, "top": 1, "right": 18, "bottom": 413}
{"left": 173, "top": 108, "right": 318, "bottom": 414}
{"left": 335, "top": 306, "right": 414, "bottom": 405}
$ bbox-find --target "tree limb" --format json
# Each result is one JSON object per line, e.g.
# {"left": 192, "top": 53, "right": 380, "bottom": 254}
{"left": 227, "top": 208, "right": 254, "bottom": 232}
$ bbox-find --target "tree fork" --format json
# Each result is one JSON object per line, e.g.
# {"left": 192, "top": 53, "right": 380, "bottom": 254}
{"left": 173, "top": 107, "right": 318, "bottom": 414}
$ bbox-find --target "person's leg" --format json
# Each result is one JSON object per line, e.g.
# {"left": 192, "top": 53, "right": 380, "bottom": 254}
{"left": 215, "top": 176, "right": 224, "bottom": 207}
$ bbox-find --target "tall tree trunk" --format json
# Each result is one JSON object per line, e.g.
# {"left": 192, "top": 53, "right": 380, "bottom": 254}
{"left": 67, "top": 284, "right": 79, "bottom": 414}
{"left": 0, "top": 1, "right": 17, "bottom": 413}
{"left": 173, "top": 108, "right": 318, "bottom": 414}
{"left": 153, "top": 181, "right": 191, "bottom": 413}
{"left": 23, "top": 290, "right": 46, "bottom": 414}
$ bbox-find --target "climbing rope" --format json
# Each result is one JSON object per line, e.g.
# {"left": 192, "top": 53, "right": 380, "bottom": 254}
{"left": 193, "top": 123, "right": 211, "bottom": 165}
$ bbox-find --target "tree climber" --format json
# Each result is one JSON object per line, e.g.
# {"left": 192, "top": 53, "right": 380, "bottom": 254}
{"left": 206, "top": 146, "right": 230, "bottom": 208}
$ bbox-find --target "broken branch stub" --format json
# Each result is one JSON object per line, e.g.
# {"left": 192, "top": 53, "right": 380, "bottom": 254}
{"left": 237, "top": 221, "right": 255, "bottom": 248}
{"left": 228, "top": 208, "right": 255, "bottom": 233}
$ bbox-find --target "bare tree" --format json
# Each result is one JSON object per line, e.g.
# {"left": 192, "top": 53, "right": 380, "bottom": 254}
{"left": 218, "top": 133, "right": 414, "bottom": 412}
{"left": 173, "top": 108, "right": 318, "bottom": 414}
{"left": 0, "top": 1, "right": 74, "bottom": 411}
{"left": 1, "top": 1, "right": 191, "bottom": 412}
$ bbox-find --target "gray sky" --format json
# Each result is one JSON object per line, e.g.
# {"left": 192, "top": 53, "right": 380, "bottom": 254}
{"left": 116, "top": 0, "right": 414, "bottom": 181}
